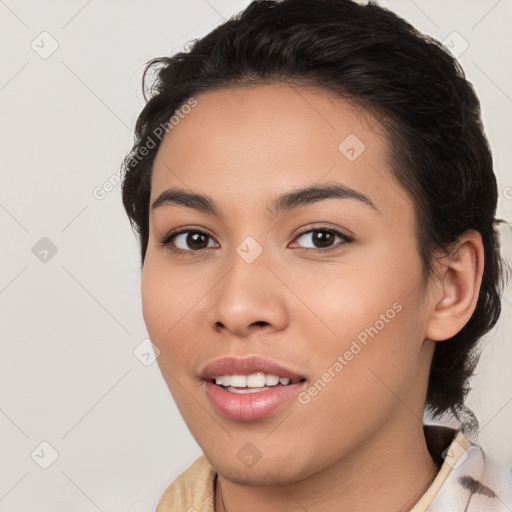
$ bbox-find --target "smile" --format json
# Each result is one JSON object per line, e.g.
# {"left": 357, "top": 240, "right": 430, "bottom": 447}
{"left": 199, "top": 356, "right": 308, "bottom": 421}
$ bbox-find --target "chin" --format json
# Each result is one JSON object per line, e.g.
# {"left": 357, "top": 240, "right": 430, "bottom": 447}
{"left": 207, "top": 449, "right": 313, "bottom": 487}
{"left": 217, "top": 464, "right": 304, "bottom": 487}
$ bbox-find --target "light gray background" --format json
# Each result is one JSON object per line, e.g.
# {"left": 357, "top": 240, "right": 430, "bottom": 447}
{"left": 1, "top": 0, "right": 511, "bottom": 510}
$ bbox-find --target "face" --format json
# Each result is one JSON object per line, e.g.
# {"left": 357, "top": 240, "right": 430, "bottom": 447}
{"left": 142, "top": 83, "right": 436, "bottom": 485}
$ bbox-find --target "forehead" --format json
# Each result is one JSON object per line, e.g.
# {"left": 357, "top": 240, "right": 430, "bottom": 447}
{"left": 150, "top": 83, "right": 404, "bottom": 217}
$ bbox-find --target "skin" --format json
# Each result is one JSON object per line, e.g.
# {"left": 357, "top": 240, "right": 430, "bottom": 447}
{"left": 141, "top": 83, "right": 484, "bottom": 512}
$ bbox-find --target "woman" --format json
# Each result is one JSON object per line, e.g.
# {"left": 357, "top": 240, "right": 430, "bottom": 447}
{"left": 121, "top": 0, "right": 510, "bottom": 510}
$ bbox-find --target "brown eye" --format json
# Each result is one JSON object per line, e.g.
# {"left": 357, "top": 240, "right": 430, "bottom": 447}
{"left": 292, "top": 227, "right": 352, "bottom": 251}
{"left": 160, "top": 229, "right": 218, "bottom": 253}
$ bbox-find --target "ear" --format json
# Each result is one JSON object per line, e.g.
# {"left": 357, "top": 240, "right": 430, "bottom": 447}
{"left": 425, "top": 230, "right": 484, "bottom": 342}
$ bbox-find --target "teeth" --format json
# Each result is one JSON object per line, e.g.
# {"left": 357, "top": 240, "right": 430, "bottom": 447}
{"left": 224, "top": 387, "right": 267, "bottom": 394}
{"left": 230, "top": 375, "right": 247, "bottom": 387}
{"left": 265, "top": 375, "right": 280, "bottom": 386}
{"left": 213, "top": 373, "right": 295, "bottom": 387}
{"left": 246, "top": 373, "right": 266, "bottom": 387}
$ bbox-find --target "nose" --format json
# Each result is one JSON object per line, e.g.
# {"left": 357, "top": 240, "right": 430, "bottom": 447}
{"left": 207, "top": 249, "right": 289, "bottom": 338}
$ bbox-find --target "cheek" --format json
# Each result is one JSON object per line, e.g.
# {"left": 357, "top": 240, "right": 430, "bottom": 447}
{"left": 290, "top": 243, "right": 421, "bottom": 343}
{"left": 141, "top": 259, "right": 167, "bottom": 340}
{"left": 141, "top": 247, "right": 188, "bottom": 335}
{"left": 141, "top": 251, "right": 205, "bottom": 376}
{"left": 141, "top": 253, "right": 181, "bottom": 358}
{"left": 292, "top": 239, "right": 427, "bottom": 392}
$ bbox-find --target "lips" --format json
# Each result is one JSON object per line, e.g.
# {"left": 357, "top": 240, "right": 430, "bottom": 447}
{"left": 199, "top": 355, "right": 308, "bottom": 422}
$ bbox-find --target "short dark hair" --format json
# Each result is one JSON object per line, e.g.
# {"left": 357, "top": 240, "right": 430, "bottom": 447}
{"left": 121, "top": 0, "right": 507, "bottom": 430}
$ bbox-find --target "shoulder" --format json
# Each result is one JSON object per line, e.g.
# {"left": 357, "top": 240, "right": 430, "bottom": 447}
{"left": 156, "top": 454, "right": 216, "bottom": 512}
{"left": 466, "top": 447, "right": 512, "bottom": 512}
{"left": 424, "top": 426, "right": 512, "bottom": 512}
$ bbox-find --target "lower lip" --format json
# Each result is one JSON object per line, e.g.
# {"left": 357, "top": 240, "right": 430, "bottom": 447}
{"left": 204, "top": 381, "right": 306, "bottom": 421}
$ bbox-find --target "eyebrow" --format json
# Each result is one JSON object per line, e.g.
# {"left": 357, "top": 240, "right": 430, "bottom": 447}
{"left": 150, "top": 181, "right": 378, "bottom": 217}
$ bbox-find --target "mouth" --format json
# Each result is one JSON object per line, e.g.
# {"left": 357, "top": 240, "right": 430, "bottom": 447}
{"left": 199, "top": 356, "right": 307, "bottom": 421}
{"left": 211, "top": 372, "right": 306, "bottom": 393}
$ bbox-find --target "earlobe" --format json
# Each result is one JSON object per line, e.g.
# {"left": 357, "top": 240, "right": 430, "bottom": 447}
{"left": 425, "top": 230, "right": 484, "bottom": 342}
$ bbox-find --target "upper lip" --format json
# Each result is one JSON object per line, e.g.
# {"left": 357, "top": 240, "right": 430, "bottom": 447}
{"left": 199, "top": 356, "right": 307, "bottom": 382}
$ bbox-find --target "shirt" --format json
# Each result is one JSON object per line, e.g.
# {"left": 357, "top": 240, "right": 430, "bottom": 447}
{"left": 155, "top": 424, "right": 511, "bottom": 511}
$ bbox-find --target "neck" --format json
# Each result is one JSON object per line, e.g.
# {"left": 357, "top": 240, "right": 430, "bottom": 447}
{"left": 214, "top": 417, "right": 440, "bottom": 512}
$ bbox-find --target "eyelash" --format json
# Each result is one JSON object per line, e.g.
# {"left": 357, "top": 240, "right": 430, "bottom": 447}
{"left": 159, "top": 225, "right": 353, "bottom": 257}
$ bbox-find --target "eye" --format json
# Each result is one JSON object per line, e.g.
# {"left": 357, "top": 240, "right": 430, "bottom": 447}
{"left": 159, "top": 225, "right": 353, "bottom": 256}
{"left": 159, "top": 228, "right": 218, "bottom": 254}
{"left": 290, "top": 226, "right": 353, "bottom": 251}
